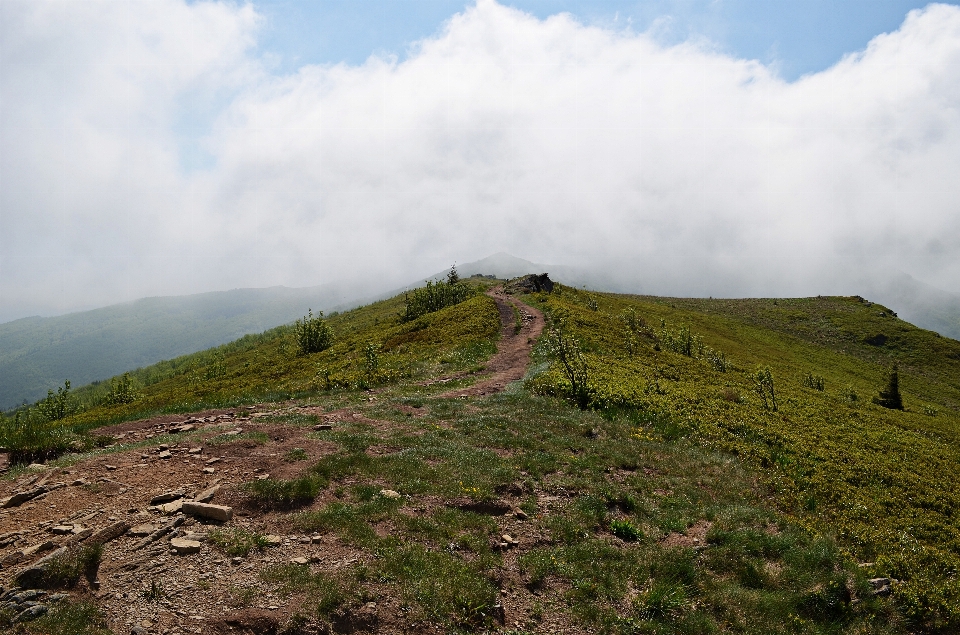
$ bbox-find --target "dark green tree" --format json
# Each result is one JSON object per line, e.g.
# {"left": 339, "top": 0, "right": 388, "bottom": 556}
{"left": 873, "top": 363, "right": 904, "bottom": 410}
{"left": 446, "top": 264, "right": 460, "bottom": 285}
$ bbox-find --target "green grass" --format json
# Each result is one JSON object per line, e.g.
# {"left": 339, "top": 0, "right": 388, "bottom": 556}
{"left": 524, "top": 285, "right": 960, "bottom": 630}
{"left": 208, "top": 527, "right": 272, "bottom": 557}
{"left": 10, "top": 600, "right": 112, "bottom": 635}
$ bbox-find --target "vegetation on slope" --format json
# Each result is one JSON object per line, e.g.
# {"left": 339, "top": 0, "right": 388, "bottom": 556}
{"left": 7, "top": 277, "right": 959, "bottom": 631}
{"left": 525, "top": 285, "right": 960, "bottom": 630}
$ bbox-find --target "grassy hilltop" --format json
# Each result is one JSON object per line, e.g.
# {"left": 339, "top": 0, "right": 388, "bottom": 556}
{"left": 3, "top": 276, "right": 960, "bottom": 634}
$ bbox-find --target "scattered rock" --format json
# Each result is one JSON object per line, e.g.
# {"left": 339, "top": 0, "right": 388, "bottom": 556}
{"left": 514, "top": 508, "right": 529, "bottom": 520}
{"left": 205, "top": 457, "right": 222, "bottom": 465}
{"left": 159, "top": 500, "right": 183, "bottom": 514}
{"left": 869, "top": 577, "right": 893, "bottom": 597}
{"left": 105, "top": 465, "right": 117, "bottom": 471}
{"left": 133, "top": 516, "right": 183, "bottom": 551}
{"left": 188, "top": 447, "right": 202, "bottom": 454}
{"left": 182, "top": 501, "right": 233, "bottom": 522}
{"left": 1, "top": 486, "right": 49, "bottom": 509}
{"left": 264, "top": 535, "right": 282, "bottom": 547}
{"left": 290, "top": 556, "right": 309, "bottom": 565}
{"left": 379, "top": 489, "right": 401, "bottom": 500}
{"left": 170, "top": 537, "right": 202, "bottom": 554}
{"left": 158, "top": 451, "right": 172, "bottom": 460}
{"left": 22, "top": 540, "right": 57, "bottom": 556}
{"left": 150, "top": 490, "right": 185, "bottom": 505}
{"left": 49, "top": 525, "right": 74, "bottom": 535}
{"left": 313, "top": 424, "right": 333, "bottom": 431}
{"left": 193, "top": 484, "right": 220, "bottom": 503}
{"left": 506, "top": 273, "right": 554, "bottom": 294}
{"left": 87, "top": 520, "right": 132, "bottom": 547}
{"left": 129, "top": 524, "right": 159, "bottom": 538}
{"left": 14, "top": 603, "right": 48, "bottom": 623}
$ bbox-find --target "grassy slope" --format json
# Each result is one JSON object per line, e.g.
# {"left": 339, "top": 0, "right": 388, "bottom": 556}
{"left": 525, "top": 286, "right": 960, "bottom": 629}
{"left": 10, "top": 280, "right": 960, "bottom": 632}
{"left": 0, "top": 285, "right": 344, "bottom": 410}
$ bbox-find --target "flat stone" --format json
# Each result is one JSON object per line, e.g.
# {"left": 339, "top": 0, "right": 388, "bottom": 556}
{"left": 379, "top": 489, "right": 401, "bottom": 500}
{"left": 182, "top": 501, "right": 232, "bottom": 522}
{"left": 158, "top": 451, "right": 172, "bottom": 460}
{"left": 22, "top": 541, "right": 56, "bottom": 556}
{"left": 202, "top": 467, "right": 216, "bottom": 474}
{"left": 193, "top": 484, "right": 220, "bottom": 503}
{"left": 159, "top": 500, "right": 183, "bottom": 514}
{"left": 205, "top": 457, "right": 221, "bottom": 465}
{"left": 313, "top": 424, "right": 333, "bottom": 431}
{"left": 150, "top": 490, "right": 185, "bottom": 505}
{"left": 50, "top": 525, "right": 74, "bottom": 535}
{"left": 105, "top": 465, "right": 117, "bottom": 471}
{"left": 290, "top": 557, "right": 309, "bottom": 565}
{"left": 264, "top": 535, "right": 282, "bottom": 547}
{"left": 188, "top": 447, "right": 202, "bottom": 454}
{"left": 170, "top": 538, "right": 201, "bottom": 554}
{"left": 181, "top": 532, "right": 208, "bottom": 542}
{"left": 128, "top": 524, "right": 158, "bottom": 537}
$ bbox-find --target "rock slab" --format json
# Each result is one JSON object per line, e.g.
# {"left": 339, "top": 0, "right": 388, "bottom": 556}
{"left": 182, "top": 501, "right": 232, "bottom": 522}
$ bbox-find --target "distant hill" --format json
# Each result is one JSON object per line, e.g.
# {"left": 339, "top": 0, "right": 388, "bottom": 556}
{"left": 0, "top": 285, "right": 350, "bottom": 409}
{"left": 858, "top": 271, "right": 960, "bottom": 341}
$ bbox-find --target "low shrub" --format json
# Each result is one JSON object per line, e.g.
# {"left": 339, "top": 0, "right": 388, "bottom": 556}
{"left": 295, "top": 309, "right": 334, "bottom": 355}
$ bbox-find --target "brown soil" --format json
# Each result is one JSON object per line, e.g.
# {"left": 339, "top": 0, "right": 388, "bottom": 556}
{"left": 438, "top": 288, "right": 545, "bottom": 398}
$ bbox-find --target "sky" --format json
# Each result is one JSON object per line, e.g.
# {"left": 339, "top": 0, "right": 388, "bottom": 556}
{"left": 2, "top": 0, "right": 960, "bottom": 322}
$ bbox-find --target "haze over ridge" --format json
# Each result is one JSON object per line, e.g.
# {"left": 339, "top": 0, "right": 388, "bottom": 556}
{"left": 3, "top": 0, "right": 960, "bottom": 323}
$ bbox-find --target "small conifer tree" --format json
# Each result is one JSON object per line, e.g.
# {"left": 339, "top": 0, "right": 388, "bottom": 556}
{"left": 446, "top": 264, "right": 460, "bottom": 285}
{"left": 873, "top": 363, "right": 904, "bottom": 410}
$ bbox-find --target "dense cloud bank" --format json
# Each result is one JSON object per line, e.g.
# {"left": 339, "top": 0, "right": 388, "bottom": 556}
{"left": 2, "top": 0, "right": 960, "bottom": 321}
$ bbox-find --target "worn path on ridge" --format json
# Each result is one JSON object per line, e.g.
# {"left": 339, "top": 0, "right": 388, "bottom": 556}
{"left": 439, "top": 287, "right": 545, "bottom": 398}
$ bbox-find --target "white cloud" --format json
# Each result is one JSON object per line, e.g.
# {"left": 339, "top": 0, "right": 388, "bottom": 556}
{"left": 3, "top": 0, "right": 960, "bottom": 321}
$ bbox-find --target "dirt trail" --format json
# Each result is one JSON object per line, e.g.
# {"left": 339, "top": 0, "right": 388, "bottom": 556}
{"left": 439, "top": 288, "right": 545, "bottom": 398}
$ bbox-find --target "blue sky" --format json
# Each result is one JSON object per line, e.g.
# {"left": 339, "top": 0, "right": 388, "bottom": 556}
{"left": 253, "top": 0, "right": 957, "bottom": 80}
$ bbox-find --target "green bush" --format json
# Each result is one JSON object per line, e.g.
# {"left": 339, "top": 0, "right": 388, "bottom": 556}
{"left": 401, "top": 275, "right": 474, "bottom": 323}
{"left": 294, "top": 309, "right": 334, "bottom": 355}
{"left": 0, "top": 408, "right": 74, "bottom": 463}
{"left": 104, "top": 373, "right": 140, "bottom": 405}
